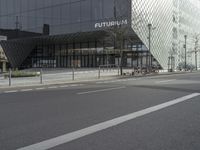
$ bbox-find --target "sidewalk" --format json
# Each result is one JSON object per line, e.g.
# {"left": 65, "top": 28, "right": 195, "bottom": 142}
{"left": 0, "top": 68, "right": 196, "bottom": 89}
{"left": 0, "top": 68, "right": 120, "bottom": 88}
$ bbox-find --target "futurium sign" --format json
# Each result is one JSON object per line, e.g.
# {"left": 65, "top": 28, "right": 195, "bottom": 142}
{"left": 95, "top": 19, "right": 128, "bottom": 28}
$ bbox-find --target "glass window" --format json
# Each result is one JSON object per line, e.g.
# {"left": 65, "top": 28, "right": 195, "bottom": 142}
{"left": 52, "top": 6, "right": 61, "bottom": 25}
{"left": 44, "top": 7, "right": 52, "bottom": 25}
{"left": 28, "top": 0, "right": 36, "bottom": 10}
{"left": 36, "top": 9, "right": 44, "bottom": 27}
{"left": 92, "top": 0, "right": 103, "bottom": 20}
{"left": 103, "top": 0, "right": 114, "bottom": 19}
{"left": 70, "top": 2, "right": 81, "bottom": 23}
{"left": 61, "top": 4, "right": 70, "bottom": 25}
{"left": 81, "top": 0, "right": 91, "bottom": 21}
{"left": 21, "top": 0, "right": 28, "bottom": 12}
{"left": 21, "top": 12, "right": 28, "bottom": 30}
{"left": 27, "top": 11, "right": 36, "bottom": 29}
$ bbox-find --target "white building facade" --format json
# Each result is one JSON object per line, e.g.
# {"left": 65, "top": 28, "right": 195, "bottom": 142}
{"left": 131, "top": 0, "right": 200, "bottom": 70}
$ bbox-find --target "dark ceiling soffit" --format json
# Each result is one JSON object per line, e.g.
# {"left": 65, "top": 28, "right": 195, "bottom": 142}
{"left": 4, "top": 31, "right": 109, "bottom": 44}
{"left": 0, "top": 40, "right": 35, "bottom": 68}
{"left": 3, "top": 29, "right": 138, "bottom": 44}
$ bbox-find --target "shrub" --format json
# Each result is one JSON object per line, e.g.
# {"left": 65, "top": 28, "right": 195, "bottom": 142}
{"left": 4, "top": 71, "right": 39, "bottom": 78}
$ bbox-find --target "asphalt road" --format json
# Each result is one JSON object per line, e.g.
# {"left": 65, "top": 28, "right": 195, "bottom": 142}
{"left": 0, "top": 72, "right": 200, "bottom": 150}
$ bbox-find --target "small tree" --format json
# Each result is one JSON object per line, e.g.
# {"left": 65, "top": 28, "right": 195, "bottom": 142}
{"left": 102, "top": 0, "right": 144, "bottom": 75}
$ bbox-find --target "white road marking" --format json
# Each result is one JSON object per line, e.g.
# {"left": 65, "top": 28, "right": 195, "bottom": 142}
{"left": 35, "top": 87, "right": 46, "bottom": 90}
{"left": 20, "top": 89, "right": 33, "bottom": 92}
{"left": 77, "top": 86, "right": 126, "bottom": 95}
{"left": 17, "top": 93, "right": 200, "bottom": 150}
{"left": 70, "top": 84, "right": 79, "bottom": 87}
{"left": 96, "top": 78, "right": 139, "bottom": 84}
{"left": 48, "top": 86, "right": 58, "bottom": 89}
{"left": 3, "top": 90, "right": 18, "bottom": 93}
{"left": 59, "top": 85, "right": 69, "bottom": 88}
{"left": 1, "top": 84, "right": 85, "bottom": 94}
{"left": 156, "top": 79, "right": 176, "bottom": 84}
{"left": 96, "top": 81, "right": 104, "bottom": 84}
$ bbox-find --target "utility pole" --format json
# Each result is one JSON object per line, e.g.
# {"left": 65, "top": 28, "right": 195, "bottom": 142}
{"left": 195, "top": 48, "right": 198, "bottom": 71}
{"left": 148, "top": 24, "right": 152, "bottom": 72}
{"left": 147, "top": 24, "right": 156, "bottom": 72}
{"left": 184, "top": 35, "right": 187, "bottom": 70}
{"left": 194, "top": 34, "right": 199, "bottom": 71}
{"left": 114, "top": 0, "right": 123, "bottom": 75}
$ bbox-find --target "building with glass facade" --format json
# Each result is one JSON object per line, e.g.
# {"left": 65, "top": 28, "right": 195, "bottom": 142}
{"left": 0, "top": 0, "right": 200, "bottom": 70}
{"left": 0, "top": 35, "right": 7, "bottom": 72}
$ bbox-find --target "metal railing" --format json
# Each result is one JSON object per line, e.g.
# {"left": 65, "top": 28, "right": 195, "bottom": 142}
{"left": 4, "top": 67, "right": 120, "bottom": 87}
{"left": 98, "top": 64, "right": 120, "bottom": 79}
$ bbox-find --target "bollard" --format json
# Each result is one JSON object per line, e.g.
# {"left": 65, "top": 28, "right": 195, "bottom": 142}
{"left": 72, "top": 67, "right": 75, "bottom": 80}
{"left": 9, "top": 68, "right": 12, "bottom": 86}
{"left": 98, "top": 66, "right": 101, "bottom": 79}
{"left": 40, "top": 68, "right": 43, "bottom": 84}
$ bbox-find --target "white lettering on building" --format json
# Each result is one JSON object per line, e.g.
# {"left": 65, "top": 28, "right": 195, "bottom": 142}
{"left": 95, "top": 19, "right": 128, "bottom": 28}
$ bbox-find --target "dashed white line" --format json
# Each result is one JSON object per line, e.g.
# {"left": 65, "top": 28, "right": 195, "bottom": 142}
{"left": 59, "top": 85, "right": 69, "bottom": 88}
{"left": 3, "top": 90, "right": 18, "bottom": 93}
{"left": 156, "top": 79, "right": 176, "bottom": 84}
{"left": 77, "top": 86, "right": 126, "bottom": 95}
{"left": 70, "top": 84, "right": 79, "bottom": 87}
{"left": 48, "top": 86, "right": 58, "bottom": 89}
{"left": 35, "top": 87, "right": 46, "bottom": 90}
{"left": 0, "top": 84, "right": 85, "bottom": 95}
{"left": 17, "top": 93, "right": 200, "bottom": 150}
{"left": 1, "top": 84, "right": 85, "bottom": 94}
{"left": 20, "top": 89, "right": 33, "bottom": 92}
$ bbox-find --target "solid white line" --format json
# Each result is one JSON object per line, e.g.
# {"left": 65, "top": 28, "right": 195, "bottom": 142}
{"left": 156, "top": 79, "right": 176, "bottom": 84}
{"left": 17, "top": 93, "right": 200, "bottom": 150}
{"left": 77, "top": 86, "right": 126, "bottom": 95}
{"left": 4, "top": 90, "right": 18, "bottom": 93}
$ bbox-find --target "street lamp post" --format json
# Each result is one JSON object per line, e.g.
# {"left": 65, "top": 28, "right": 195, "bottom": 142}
{"left": 147, "top": 24, "right": 156, "bottom": 72}
{"left": 148, "top": 24, "right": 152, "bottom": 72}
{"left": 194, "top": 38, "right": 198, "bottom": 71}
{"left": 184, "top": 35, "right": 187, "bottom": 70}
{"left": 195, "top": 49, "right": 198, "bottom": 71}
{"left": 113, "top": 0, "right": 124, "bottom": 75}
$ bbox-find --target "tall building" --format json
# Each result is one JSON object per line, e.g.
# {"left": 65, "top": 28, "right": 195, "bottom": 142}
{"left": 0, "top": 35, "right": 7, "bottom": 72}
{"left": 173, "top": 0, "right": 200, "bottom": 69}
{"left": 0, "top": 0, "right": 200, "bottom": 70}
